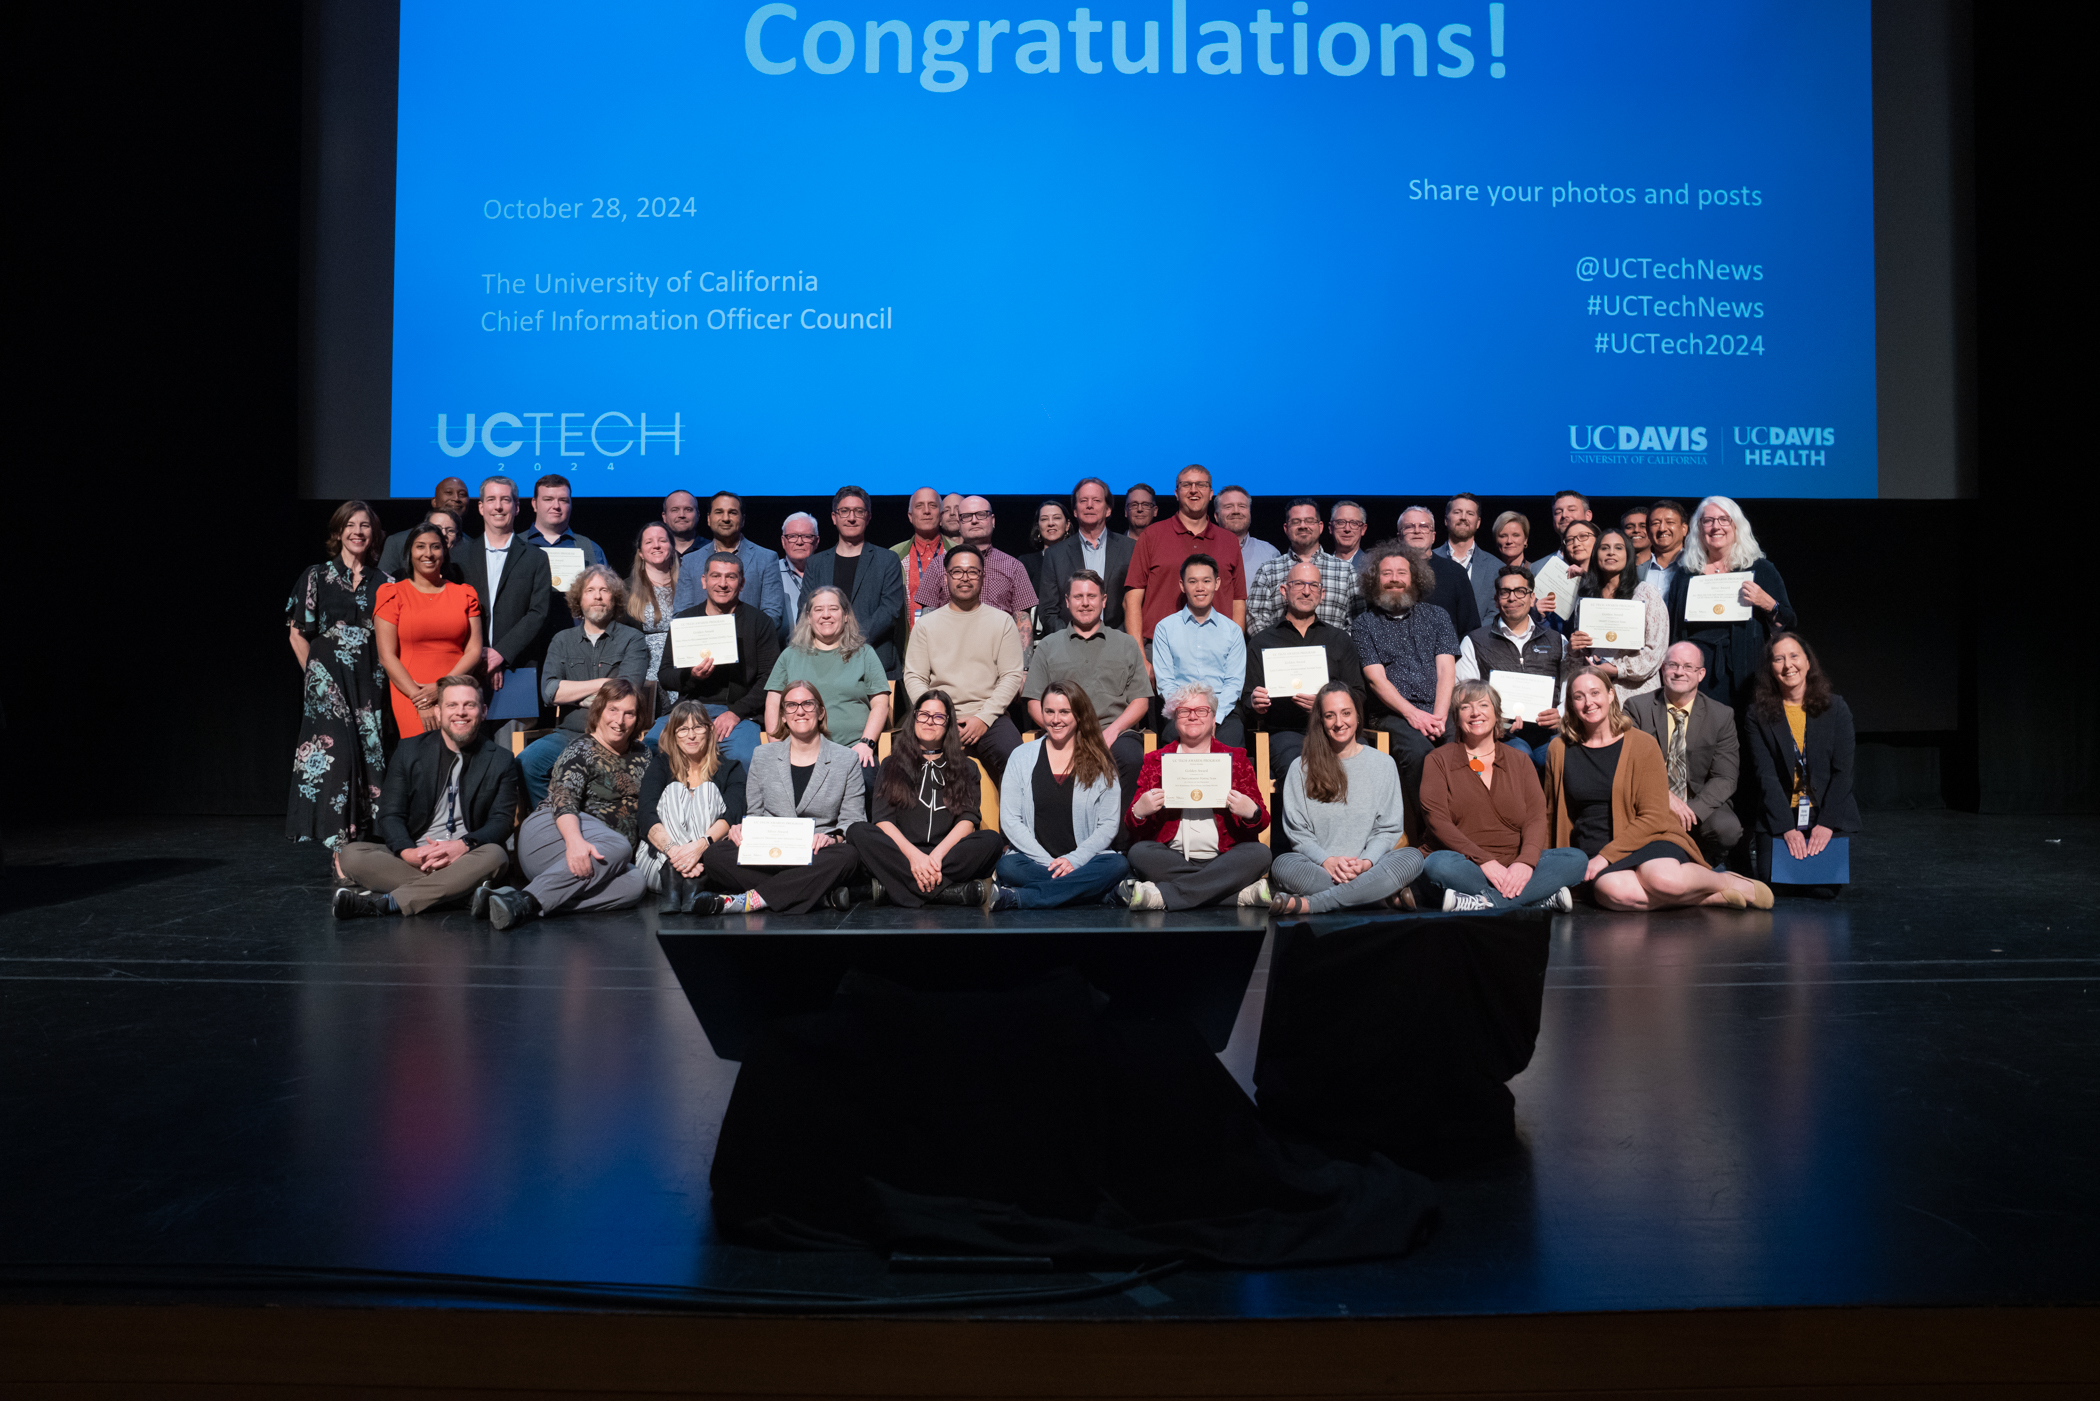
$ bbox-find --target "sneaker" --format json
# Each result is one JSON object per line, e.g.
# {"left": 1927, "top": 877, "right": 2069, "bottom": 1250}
{"left": 485, "top": 887, "right": 539, "bottom": 931}
{"left": 1548, "top": 887, "right": 1575, "bottom": 913}
{"left": 1117, "top": 879, "right": 1165, "bottom": 911}
{"left": 470, "top": 878, "right": 497, "bottom": 920}
{"left": 688, "top": 891, "right": 727, "bottom": 916}
{"left": 331, "top": 887, "right": 387, "bottom": 920}
{"left": 985, "top": 882, "right": 1018, "bottom": 912}
{"left": 1236, "top": 878, "right": 1272, "bottom": 907}
{"left": 1446, "top": 892, "right": 1495, "bottom": 912}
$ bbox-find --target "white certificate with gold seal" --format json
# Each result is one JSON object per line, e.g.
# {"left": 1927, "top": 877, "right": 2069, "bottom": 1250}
{"left": 1684, "top": 571, "right": 1753, "bottom": 622}
{"left": 1158, "top": 752, "right": 1234, "bottom": 809}
{"left": 1577, "top": 598, "right": 1647, "bottom": 650}
{"left": 543, "top": 547, "right": 587, "bottom": 593}
{"left": 1260, "top": 646, "right": 1330, "bottom": 698}
{"left": 671, "top": 614, "right": 741, "bottom": 668}
{"left": 737, "top": 816, "right": 814, "bottom": 866}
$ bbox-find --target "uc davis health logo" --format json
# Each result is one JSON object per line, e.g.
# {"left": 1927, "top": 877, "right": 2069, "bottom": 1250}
{"left": 1568, "top": 424, "right": 1709, "bottom": 465}
{"left": 1735, "top": 425, "right": 1834, "bottom": 466}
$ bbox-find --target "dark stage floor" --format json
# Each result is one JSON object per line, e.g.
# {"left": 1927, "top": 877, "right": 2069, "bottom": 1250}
{"left": 2, "top": 811, "right": 2095, "bottom": 1319}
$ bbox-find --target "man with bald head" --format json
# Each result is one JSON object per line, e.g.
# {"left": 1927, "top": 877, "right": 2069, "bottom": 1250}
{"left": 380, "top": 477, "right": 473, "bottom": 575}
{"left": 661, "top": 490, "right": 703, "bottom": 556}
{"left": 910, "top": 495, "right": 1037, "bottom": 637}
{"left": 1242, "top": 558, "right": 1367, "bottom": 796}
{"left": 1624, "top": 642, "right": 1743, "bottom": 866}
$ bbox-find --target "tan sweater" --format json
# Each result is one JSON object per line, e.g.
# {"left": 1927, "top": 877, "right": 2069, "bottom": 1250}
{"left": 902, "top": 602, "right": 1027, "bottom": 725}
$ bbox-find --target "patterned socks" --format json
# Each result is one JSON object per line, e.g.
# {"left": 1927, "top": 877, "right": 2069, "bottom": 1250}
{"left": 720, "top": 891, "right": 767, "bottom": 914}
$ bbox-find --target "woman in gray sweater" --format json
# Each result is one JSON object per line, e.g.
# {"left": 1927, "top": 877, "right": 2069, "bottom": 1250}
{"left": 1271, "top": 682, "right": 1423, "bottom": 915}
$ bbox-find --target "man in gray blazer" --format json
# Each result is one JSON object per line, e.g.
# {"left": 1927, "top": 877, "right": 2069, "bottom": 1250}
{"left": 1038, "top": 476, "right": 1139, "bottom": 634}
{"left": 799, "top": 485, "right": 907, "bottom": 677}
{"left": 1624, "top": 642, "right": 1743, "bottom": 866}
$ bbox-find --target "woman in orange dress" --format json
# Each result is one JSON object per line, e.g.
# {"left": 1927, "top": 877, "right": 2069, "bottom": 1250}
{"left": 375, "top": 523, "right": 484, "bottom": 737}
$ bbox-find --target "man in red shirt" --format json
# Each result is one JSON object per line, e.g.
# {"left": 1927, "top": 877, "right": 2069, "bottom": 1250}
{"left": 1122, "top": 464, "right": 1247, "bottom": 652}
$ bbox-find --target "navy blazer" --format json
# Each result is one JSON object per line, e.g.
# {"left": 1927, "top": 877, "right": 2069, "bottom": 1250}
{"left": 1037, "top": 530, "right": 1139, "bottom": 633}
{"left": 1745, "top": 695, "right": 1859, "bottom": 836}
{"left": 457, "top": 534, "right": 554, "bottom": 669}
{"left": 799, "top": 545, "right": 907, "bottom": 678}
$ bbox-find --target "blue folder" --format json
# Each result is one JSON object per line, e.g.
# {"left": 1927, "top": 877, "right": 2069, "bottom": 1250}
{"left": 1771, "top": 835, "right": 1850, "bottom": 884}
{"left": 486, "top": 665, "right": 541, "bottom": 721}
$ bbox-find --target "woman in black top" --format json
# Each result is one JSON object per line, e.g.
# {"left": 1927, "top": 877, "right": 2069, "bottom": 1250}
{"left": 1745, "top": 632, "right": 1857, "bottom": 894}
{"left": 1017, "top": 499, "right": 1071, "bottom": 639}
{"left": 845, "top": 689, "right": 1005, "bottom": 906}
{"left": 1665, "top": 494, "right": 1798, "bottom": 707}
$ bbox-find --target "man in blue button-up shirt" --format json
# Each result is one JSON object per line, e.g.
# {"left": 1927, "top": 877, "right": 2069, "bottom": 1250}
{"left": 1149, "top": 552, "right": 1247, "bottom": 750}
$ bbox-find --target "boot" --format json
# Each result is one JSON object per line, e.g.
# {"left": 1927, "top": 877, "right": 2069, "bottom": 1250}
{"left": 658, "top": 872, "right": 694, "bottom": 915}
{"left": 486, "top": 887, "right": 541, "bottom": 931}
{"left": 926, "top": 879, "right": 988, "bottom": 907}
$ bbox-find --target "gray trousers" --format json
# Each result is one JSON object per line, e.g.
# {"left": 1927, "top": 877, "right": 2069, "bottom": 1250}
{"left": 517, "top": 809, "right": 647, "bottom": 915}
{"left": 338, "top": 841, "right": 509, "bottom": 916}
{"left": 1127, "top": 839, "right": 1272, "bottom": 911}
{"left": 1271, "top": 847, "right": 1426, "bottom": 913}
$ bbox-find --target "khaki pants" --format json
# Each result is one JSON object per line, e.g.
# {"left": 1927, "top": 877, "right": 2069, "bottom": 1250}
{"left": 338, "top": 841, "right": 510, "bottom": 916}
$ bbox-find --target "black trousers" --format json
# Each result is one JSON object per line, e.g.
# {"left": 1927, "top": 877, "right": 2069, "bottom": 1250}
{"left": 1371, "top": 717, "right": 1437, "bottom": 836}
{"left": 965, "top": 715, "right": 1023, "bottom": 783}
{"left": 702, "top": 839, "right": 862, "bottom": 914}
{"left": 847, "top": 826, "right": 1005, "bottom": 906}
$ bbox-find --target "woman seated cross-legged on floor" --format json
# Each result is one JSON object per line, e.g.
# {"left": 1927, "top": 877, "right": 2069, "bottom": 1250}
{"left": 700, "top": 680, "right": 866, "bottom": 914}
{"left": 1543, "top": 667, "right": 1773, "bottom": 912}
{"left": 487, "top": 678, "right": 651, "bottom": 930}
{"left": 1121, "top": 682, "right": 1273, "bottom": 911}
{"left": 639, "top": 699, "right": 747, "bottom": 916}
{"left": 1420, "top": 679, "right": 1589, "bottom": 912}
{"left": 984, "top": 682, "right": 1131, "bottom": 911}
{"left": 845, "top": 688, "right": 1006, "bottom": 907}
{"left": 1269, "top": 683, "right": 1425, "bottom": 916}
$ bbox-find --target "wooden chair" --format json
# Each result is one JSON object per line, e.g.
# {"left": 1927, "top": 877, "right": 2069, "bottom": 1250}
{"left": 974, "top": 758, "right": 1000, "bottom": 834}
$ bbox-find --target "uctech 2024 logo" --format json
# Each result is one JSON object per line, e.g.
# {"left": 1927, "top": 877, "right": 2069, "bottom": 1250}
{"left": 1567, "top": 424, "right": 1709, "bottom": 466}
{"left": 1735, "top": 425, "right": 1834, "bottom": 466}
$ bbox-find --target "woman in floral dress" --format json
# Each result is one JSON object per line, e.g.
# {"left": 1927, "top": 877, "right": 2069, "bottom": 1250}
{"left": 286, "top": 501, "right": 392, "bottom": 862}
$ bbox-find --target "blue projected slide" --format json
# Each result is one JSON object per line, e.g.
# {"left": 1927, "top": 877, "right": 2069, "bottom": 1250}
{"left": 390, "top": 1, "right": 1876, "bottom": 497}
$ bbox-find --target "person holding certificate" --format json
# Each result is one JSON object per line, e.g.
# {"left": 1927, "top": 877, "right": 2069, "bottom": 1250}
{"left": 846, "top": 689, "right": 1005, "bottom": 907}
{"left": 1566, "top": 528, "right": 1668, "bottom": 703}
{"left": 763, "top": 587, "right": 892, "bottom": 771}
{"left": 522, "top": 472, "right": 609, "bottom": 670}
{"left": 374, "top": 522, "right": 483, "bottom": 739}
{"left": 700, "top": 680, "right": 866, "bottom": 914}
{"left": 658, "top": 552, "right": 783, "bottom": 778}
{"left": 485, "top": 679, "right": 652, "bottom": 929}
{"left": 1664, "top": 495, "right": 1797, "bottom": 709}
{"left": 1745, "top": 633, "right": 1857, "bottom": 897}
{"left": 1149, "top": 553, "right": 1248, "bottom": 749}
{"left": 1418, "top": 680, "right": 1587, "bottom": 912}
{"left": 1244, "top": 559, "right": 1367, "bottom": 787}
{"left": 1531, "top": 519, "right": 1596, "bottom": 624}
{"left": 1269, "top": 684, "right": 1421, "bottom": 915}
{"left": 639, "top": 700, "right": 744, "bottom": 916}
{"left": 986, "top": 683, "right": 1132, "bottom": 911}
{"left": 1121, "top": 683, "right": 1271, "bottom": 910}
{"left": 1542, "top": 669, "right": 1774, "bottom": 913}
{"left": 1455, "top": 564, "right": 1568, "bottom": 769}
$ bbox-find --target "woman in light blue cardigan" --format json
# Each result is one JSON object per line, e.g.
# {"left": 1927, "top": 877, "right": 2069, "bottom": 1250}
{"left": 985, "top": 683, "right": 1130, "bottom": 910}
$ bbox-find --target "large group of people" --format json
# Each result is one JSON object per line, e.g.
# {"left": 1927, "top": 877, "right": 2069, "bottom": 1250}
{"left": 295, "top": 468, "right": 1855, "bottom": 923}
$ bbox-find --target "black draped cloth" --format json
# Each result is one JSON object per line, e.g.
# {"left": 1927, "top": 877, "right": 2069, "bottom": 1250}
{"left": 710, "top": 968, "right": 1437, "bottom": 1266}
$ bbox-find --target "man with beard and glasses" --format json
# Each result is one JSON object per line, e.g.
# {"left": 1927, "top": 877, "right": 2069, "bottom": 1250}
{"left": 1351, "top": 543, "right": 1459, "bottom": 826}
{"left": 1245, "top": 498, "right": 1358, "bottom": 635}
{"left": 518, "top": 564, "right": 652, "bottom": 805}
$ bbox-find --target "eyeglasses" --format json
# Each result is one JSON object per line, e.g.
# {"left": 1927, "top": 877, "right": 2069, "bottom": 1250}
{"left": 1662, "top": 663, "right": 1703, "bottom": 675}
{"left": 915, "top": 711, "right": 947, "bottom": 724}
{"left": 1495, "top": 586, "right": 1534, "bottom": 598}
{"left": 783, "top": 700, "right": 818, "bottom": 713}
{"left": 959, "top": 511, "right": 992, "bottom": 523}
{"left": 1286, "top": 580, "right": 1322, "bottom": 590}
{"left": 1177, "top": 705, "right": 1215, "bottom": 717}
{"left": 832, "top": 507, "right": 868, "bottom": 519}
{"left": 782, "top": 533, "right": 818, "bottom": 544}
{"left": 947, "top": 567, "right": 982, "bottom": 578}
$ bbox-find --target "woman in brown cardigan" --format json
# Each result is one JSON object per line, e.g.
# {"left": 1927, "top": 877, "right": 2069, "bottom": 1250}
{"left": 1421, "top": 680, "right": 1590, "bottom": 912}
{"left": 1544, "top": 667, "right": 1774, "bottom": 911}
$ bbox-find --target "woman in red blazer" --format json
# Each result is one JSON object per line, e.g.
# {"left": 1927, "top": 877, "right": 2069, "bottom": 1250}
{"left": 1119, "top": 681, "right": 1271, "bottom": 910}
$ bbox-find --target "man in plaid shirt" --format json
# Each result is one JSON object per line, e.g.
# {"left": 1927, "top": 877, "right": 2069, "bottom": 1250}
{"left": 1246, "top": 498, "right": 1359, "bottom": 634}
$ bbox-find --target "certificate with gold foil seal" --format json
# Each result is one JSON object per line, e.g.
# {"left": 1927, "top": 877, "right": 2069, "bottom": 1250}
{"left": 1576, "top": 598, "right": 1646, "bottom": 650}
{"left": 1683, "top": 571, "right": 1753, "bottom": 622}
{"left": 1159, "top": 752, "right": 1234, "bottom": 809}
{"left": 737, "top": 816, "right": 814, "bottom": 866}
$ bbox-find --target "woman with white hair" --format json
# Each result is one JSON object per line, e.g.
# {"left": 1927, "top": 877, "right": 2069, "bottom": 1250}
{"left": 1665, "top": 495, "right": 1797, "bottom": 708}
{"left": 1120, "top": 681, "right": 1272, "bottom": 910}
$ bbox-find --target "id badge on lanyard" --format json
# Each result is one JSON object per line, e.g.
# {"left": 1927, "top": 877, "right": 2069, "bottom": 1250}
{"left": 1792, "top": 746, "right": 1812, "bottom": 830}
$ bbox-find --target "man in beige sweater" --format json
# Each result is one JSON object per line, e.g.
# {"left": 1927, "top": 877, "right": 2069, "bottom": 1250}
{"left": 903, "top": 543, "right": 1028, "bottom": 781}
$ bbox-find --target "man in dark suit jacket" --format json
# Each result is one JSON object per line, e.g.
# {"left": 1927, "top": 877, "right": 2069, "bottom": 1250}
{"left": 335, "top": 676, "right": 520, "bottom": 917}
{"left": 455, "top": 476, "right": 554, "bottom": 713}
{"left": 1624, "top": 642, "right": 1743, "bottom": 866}
{"left": 1039, "top": 477, "right": 1139, "bottom": 634}
{"left": 798, "top": 485, "right": 907, "bottom": 677}
{"left": 1397, "top": 505, "right": 1483, "bottom": 636}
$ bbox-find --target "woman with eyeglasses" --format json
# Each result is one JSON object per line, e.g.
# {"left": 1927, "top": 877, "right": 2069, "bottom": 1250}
{"left": 700, "top": 680, "right": 866, "bottom": 913}
{"left": 1420, "top": 679, "right": 1588, "bottom": 911}
{"left": 1535, "top": 518, "right": 1596, "bottom": 623}
{"left": 1270, "top": 683, "right": 1422, "bottom": 915}
{"left": 1664, "top": 494, "right": 1798, "bottom": 708}
{"left": 985, "top": 682, "right": 1130, "bottom": 910}
{"left": 763, "top": 586, "right": 891, "bottom": 772}
{"left": 846, "top": 688, "right": 1005, "bottom": 906}
{"left": 639, "top": 699, "right": 747, "bottom": 915}
{"left": 1566, "top": 526, "right": 1668, "bottom": 703}
{"left": 374, "top": 521, "right": 484, "bottom": 738}
{"left": 1121, "top": 682, "right": 1272, "bottom": 910}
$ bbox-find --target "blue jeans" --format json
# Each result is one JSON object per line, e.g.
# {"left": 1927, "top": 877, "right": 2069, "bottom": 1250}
{"left": 1424, "top": 847, "right": 1589, "bottom": 910}
{"left": 518, "top": 731, "right": 577, "bottom": 808}
{"left": 1501, "top": 725, "right": 1557, "bottom": 770}
{"left": 993, "top": 851, "right": 1131, "bottom": 909}
{"left": 703, "top": 704, "right": 763, "bottom": 775}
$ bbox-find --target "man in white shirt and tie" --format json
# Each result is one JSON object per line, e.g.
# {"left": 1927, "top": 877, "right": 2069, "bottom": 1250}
{"left": 1624, "top": 643, "right": 1743, "bottom": 867}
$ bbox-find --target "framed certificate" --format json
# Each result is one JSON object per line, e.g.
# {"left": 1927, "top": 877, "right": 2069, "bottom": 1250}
{"left": 1488, "top": 669, "right": 1557, "bottom": 723}
{"left": 738, "top": 816, "right": 815, "bottom": 866}
{"left": 543, "top": 547, "right": 587, "bottom": 593}
{"left": 1261, "top": 646, "right": 1330, "bottom": 697}
{"left": 1577, "top": 598, "right": 1647, "bottom": 649}
{"left": 1159, "top": 752, "right": 1234, "bottom": 808}
{"left": 1684, "top": 571, "right": 1753, "bottom": 622}
{"left": 671, "top": 614, "right": 740, "bottom": 667}
{"left": 1531, "top": 557, "right": 1574, "bottom": 618}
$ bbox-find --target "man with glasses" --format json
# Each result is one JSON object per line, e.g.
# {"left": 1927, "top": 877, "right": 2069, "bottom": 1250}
{"left": 1246, "top": 498, "right": 1357, "bottom": 634}
{"left": 659, "top": 552, "right": 781, "bottom": 775}
{"left": 1244, "top": 560, "right": 1367, "bottom": 789}
{"left": 1039, "top": 476, "right": 1138, "bottom": 634}
{"left": 910, "top": 495, "right": 1037, "bottom": 641}
{"left": 1122, "top": 482, "right": 1158, "bottom": 540}
{"left": 774, "top": 511, "right": 820, "bottom": 639}
{"left": 1327, "top": 500, "right": 1371, "bottom": 570}
{"left": 903, "top": 544, "right": 1029, "bottom": 780}
{"left": 1455, "top": 564, "right": 1570, "bottom": 769}
{"left": 806, "top": 484, "right": 907, "bottom": 677}
{"left": 1398, "top": 504, "right": 1482, "bottom": 636}
{"left": 1625, "top": 643, "right": 1742, "bottom": 866}
{"left": 1124, "top": 464, "right": 1247, "bottom": 649}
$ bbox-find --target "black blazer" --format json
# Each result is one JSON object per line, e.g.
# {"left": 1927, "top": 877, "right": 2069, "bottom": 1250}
{"left": 375, "top": 731, "right": 521, "bottom": 855}
{"left": 1665, "top": 557, "right": 1797, "bottom": 708}
{"left": 1038, "top": 530, "right": 1139, "bottom": 633}
{"left": 1745, "top": 695, "right": 1859, "bottom": 835}
{"left": 799, "top": 545, "right": 906, "bottom": 678}
{"left": 1425, "top": 554, "right": 1482, "bottom": 637}
{"left": 457, "top": 535, "right": 554, "bottom": 670}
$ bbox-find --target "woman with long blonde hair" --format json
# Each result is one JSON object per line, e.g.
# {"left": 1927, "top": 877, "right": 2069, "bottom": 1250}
{"left": 640, "top": 699, "right": 741, "bottom": 913}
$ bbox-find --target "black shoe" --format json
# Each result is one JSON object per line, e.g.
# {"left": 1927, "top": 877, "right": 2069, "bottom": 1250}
{"left": 486, "top": 887, "right": 540, "bottom": 931}
{"left": 470, "top": 878, "right": 497, "bottom": 920}
{"left": 824, "top": 884, "right": 855, "bottom": 911}
{"left": 687, "top": 891, "right": 727, "bottom": 916}
{"left": 658, "top": 872, "right": 694, "bottom": 915}
{"left": 867, "top": 876, "right": 887, "bottom": 906}
{"left": 332, "top": 887, "right": 388, "bottom": 920}
{"left": 927, "top": 880, "right": 987, "bottom": 907}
